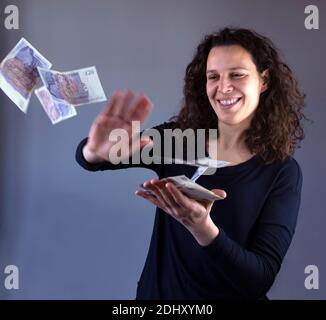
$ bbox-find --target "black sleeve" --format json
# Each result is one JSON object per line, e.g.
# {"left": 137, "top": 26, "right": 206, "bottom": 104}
{"left": 200, "top": 159, "right": 303, "bottom": 299}
{"left": 75, "top": 121, "right": 178, "bottom": 176}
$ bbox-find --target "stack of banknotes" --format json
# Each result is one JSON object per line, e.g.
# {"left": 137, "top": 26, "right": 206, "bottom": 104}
{"left": 140, "top": 175, "right": 224, "bottom": 202}
{"left": 0, "top": 38, "right": 106, "bottom": 124}
{"left": 139, "top": 159, "right": 230, "bottom": 201}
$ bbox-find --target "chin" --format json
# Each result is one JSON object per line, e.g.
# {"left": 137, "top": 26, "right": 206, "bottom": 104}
{"left": 218, "top": 113, "right": 254, "bottom": 127}
{"left": 218, "top": 118, "right": 241, "bottom": 126}
{"left": 214, "top": 111, "right": 236, "bottom": 123}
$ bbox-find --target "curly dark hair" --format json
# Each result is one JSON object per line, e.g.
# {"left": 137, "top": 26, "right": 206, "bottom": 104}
{"left": 170, "top": 27, "right": 307, "bottom": 164}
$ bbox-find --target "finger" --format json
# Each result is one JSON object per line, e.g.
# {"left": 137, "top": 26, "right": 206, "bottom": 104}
{"left": 211, "top": 189, "right": 227, "bottom": 199}
{"left": 142, "top": 180, "right": 164, "bottom": 202}
{"left": 129, "top": 129, "right": 152, "bottom": 154}
{"left": 135, "top": 190, "right": 160, "bottom": 206}
{"left": 143, "top": 180, "right": 174, "bottom": 211}
{"left": 148, "top": 179, "right": 180, "bottom": 210}
{"left": 139, "top": 137, "right": 154, "bottom": 150}
{"left": 102, "top": 91, "right": 122, "bottom": 117}
{"left": 125, "top": 93, "right": 153, "bottom": 124}
{"left": 165, "top": 182, "right": 193, "bottom": 208}
{"left": 135, "top": 190, "right": 170, "bottom": 212}
{"left": 111, "top": 89, "right": 135, "bottom": 118}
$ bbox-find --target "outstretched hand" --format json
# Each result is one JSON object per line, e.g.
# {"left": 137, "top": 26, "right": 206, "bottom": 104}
{"left": 135, "top": 178, "right": 227, "bottom": 246}
{"left": 83, "top": 90, "right": 153, "bottom": 163}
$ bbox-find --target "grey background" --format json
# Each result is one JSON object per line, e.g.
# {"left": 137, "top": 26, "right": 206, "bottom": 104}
{"left": 0, "top": 0, "right": 325, "bottom": 299}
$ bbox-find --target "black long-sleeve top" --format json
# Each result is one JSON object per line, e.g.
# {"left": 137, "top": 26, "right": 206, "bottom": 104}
{"left": 75, "top": 121, "right": 303, "bottom": 300}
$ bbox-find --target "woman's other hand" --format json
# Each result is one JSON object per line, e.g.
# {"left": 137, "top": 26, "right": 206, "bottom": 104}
{"left": 83, "top": 90, "right": 153, "bottom": 163}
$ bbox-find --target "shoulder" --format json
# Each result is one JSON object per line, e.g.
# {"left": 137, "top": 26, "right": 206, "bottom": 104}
{"left": 266, "top": 156, "right": 303, "bottom": 194}
{"left": 149, "top": 121, "right": 179, "bottom": 131}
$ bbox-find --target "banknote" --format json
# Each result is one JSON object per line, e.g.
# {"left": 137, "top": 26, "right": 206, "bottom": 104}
{"left": 0, "top": 38, "right": 52, "bottom": 113}
{"left": 35, "top": 86, "right": 77, "bottom": 125}
{"left": 151, "top": 154, "right": 231, "bottom": 168}
{"left": 139, "top": 175, "right": 224, "bottom": 202}
{"left": 37, "top": 66, "right": 106, "bottom": 107}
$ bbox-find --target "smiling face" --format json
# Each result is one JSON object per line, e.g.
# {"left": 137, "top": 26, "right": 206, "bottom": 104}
{"left": 206, "top": 45, "right": 268, "bottom": 127}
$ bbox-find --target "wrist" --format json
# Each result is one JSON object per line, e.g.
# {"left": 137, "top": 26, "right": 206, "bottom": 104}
{"left": 82, "top": 145, "right": 105, "bottom": 164}
{"left": 190, "top": 216, "right": 219, "bottom": 247}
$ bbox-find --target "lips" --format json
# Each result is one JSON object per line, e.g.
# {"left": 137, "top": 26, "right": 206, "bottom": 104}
{"left": 217, "top": 97, "right": 242, "bottom": 110}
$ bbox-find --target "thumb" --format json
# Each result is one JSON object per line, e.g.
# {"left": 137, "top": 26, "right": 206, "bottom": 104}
{"left": 139, "top": 137, "right": 153, "bottom": 150}
{"left": 211, "top": 189, "right": 227, "bottom": 199}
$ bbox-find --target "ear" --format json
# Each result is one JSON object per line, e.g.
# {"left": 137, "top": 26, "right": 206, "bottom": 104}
{"left": 260, "top": 69, "right": 269, "bottom": 93}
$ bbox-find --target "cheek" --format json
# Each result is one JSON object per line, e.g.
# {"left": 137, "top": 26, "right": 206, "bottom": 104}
{"left": 247, "top": 86, "right": 261, "bottom": 105}
{"left": 239, "top": 81, "right": 259, "bottom": 101}
{"left": 206, "top": 82, "right": 216, "bottom": 98}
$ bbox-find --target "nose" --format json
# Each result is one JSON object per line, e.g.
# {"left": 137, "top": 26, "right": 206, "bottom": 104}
{"left": 217, "top": 76, "right": 233, "bottom": 94}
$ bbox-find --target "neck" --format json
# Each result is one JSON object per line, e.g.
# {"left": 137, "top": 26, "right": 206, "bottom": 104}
{"left": 207, "top": 119, "right": 254, "bottom": 163}
{"left": 217, "top": 121, "right": 248, "bottom": 151}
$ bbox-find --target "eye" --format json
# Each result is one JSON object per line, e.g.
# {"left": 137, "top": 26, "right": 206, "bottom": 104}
{"left": 231, "top": 73, "right": 245, "bottom": 78}
{"left": 207, "top": 74, "right": 218, "bottom": 80}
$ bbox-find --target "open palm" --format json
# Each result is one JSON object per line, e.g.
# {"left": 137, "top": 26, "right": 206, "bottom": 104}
{"left": 84, "top": 90, "right": 153, "bottom": 163}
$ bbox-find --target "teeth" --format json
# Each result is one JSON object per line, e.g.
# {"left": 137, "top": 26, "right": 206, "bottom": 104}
{"left": 219, "top": 98, "right": 240, "bottom": 105}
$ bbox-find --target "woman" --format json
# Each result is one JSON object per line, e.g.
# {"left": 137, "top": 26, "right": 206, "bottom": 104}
{"left": 76, "top": 28, "right": 306, "bottom": 299}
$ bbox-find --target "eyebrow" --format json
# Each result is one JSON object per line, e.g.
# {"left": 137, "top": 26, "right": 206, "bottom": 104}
{"left": 206, "top": 67, "right": 248, "bottom": 74}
